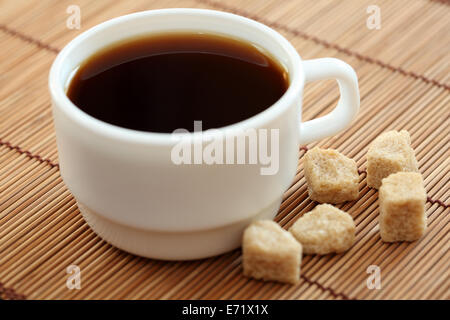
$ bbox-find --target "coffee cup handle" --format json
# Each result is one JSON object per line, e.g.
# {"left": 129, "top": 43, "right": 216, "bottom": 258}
{"left": 299, "top": 58, "right": 360, "bottom": 145}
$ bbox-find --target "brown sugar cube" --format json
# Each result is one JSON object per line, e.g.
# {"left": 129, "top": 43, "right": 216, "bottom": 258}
{"left": 289, "top": 204, "right": 355, "bottom": 254}
{"left": 367, "top": 130, "right": 418, "bottom": 189}
{"left": 303, "top": 147, "right": 359, "bottom": 204}
{"left": 379, "top": 172, "right": 426, "bottom": 242}
{"left": 242, "top": 220, "right": 302, "bottom": 284}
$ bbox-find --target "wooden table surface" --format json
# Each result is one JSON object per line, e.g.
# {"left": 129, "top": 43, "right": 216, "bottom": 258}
{"left": 0, "top": 0, "right": 448, "bottom": 300}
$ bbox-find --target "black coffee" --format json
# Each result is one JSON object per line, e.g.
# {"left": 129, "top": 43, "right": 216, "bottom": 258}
{"left": 67, "top": 32, "right": 289, "bottom": 133}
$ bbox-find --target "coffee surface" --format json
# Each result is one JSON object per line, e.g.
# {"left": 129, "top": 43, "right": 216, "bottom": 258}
{"left": 67, "top": 32, "right": 289, "bottom": 133}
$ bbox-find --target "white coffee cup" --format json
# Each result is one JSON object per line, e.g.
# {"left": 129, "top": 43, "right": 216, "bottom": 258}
{"left": 49, "top": 8, "right": 359, "bottom": 260}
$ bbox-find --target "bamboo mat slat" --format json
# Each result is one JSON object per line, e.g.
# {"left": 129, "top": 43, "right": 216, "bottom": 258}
{"left": 0, "top": 0, "right": 449, "bottom": 300}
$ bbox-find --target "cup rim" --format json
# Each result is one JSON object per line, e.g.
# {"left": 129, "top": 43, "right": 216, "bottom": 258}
{"left": 49, "top": 8, "right": 304, "bottom": 145}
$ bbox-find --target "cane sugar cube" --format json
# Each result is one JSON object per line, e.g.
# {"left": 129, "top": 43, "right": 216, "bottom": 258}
{"left": 242, "top": 220, "right": 302, "bottom": 284}
{"left": 367, "top": 130, "right": 418, "bottom": 189}
{"left": 289, "top": 204, "right": 355, "bottom": 254}
{"left": 303, "top": 147, "right": 359, "bottom": 204}
{"left": 379, "top": 172, "right": 426, "bottom": 242}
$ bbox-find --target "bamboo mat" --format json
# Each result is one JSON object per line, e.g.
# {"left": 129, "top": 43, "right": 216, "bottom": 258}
{"left": 0, "top": 0, "right": 449, "bottom": 300}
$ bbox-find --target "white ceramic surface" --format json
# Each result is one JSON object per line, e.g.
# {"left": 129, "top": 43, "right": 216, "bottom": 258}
{"left": 49, "top": 8, "right": 360, "bottom": 260}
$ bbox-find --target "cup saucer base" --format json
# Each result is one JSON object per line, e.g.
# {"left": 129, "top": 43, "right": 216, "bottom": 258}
{"left": 77, "top": 199, "right": 282, "bottom": 261}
